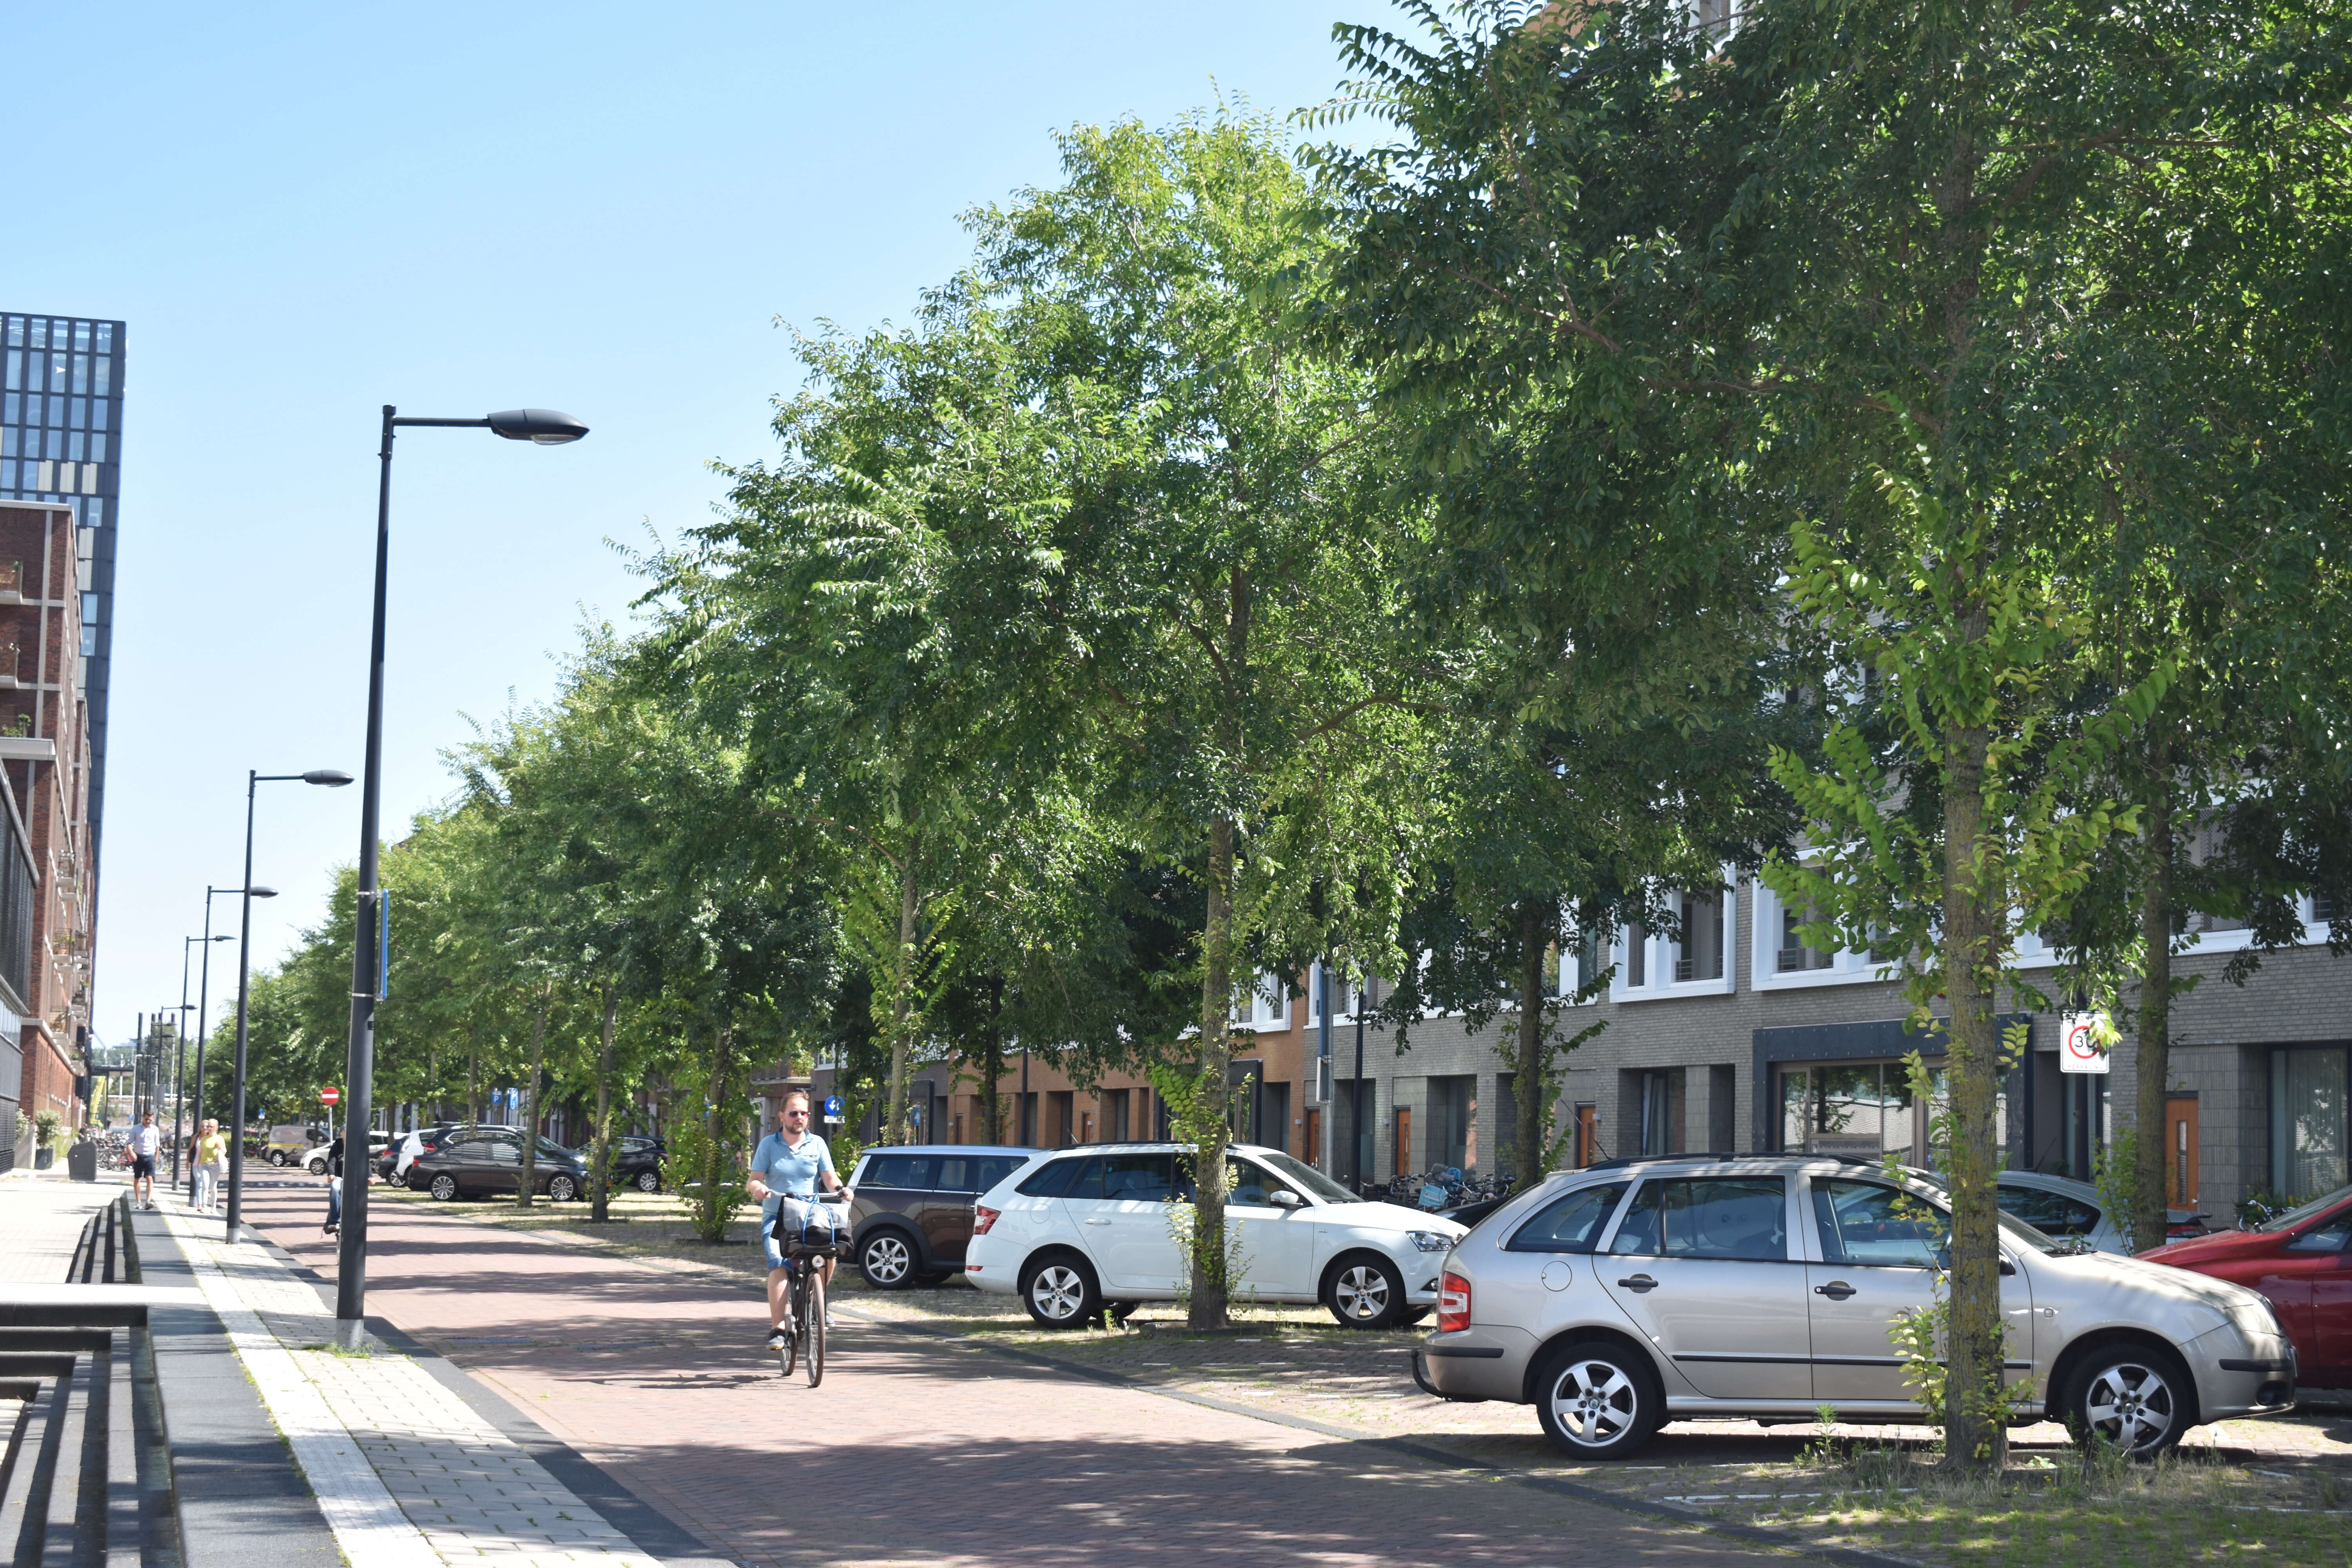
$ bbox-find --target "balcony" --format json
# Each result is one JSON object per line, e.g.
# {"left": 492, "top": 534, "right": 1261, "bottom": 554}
{"left": 1777, "top": 944, "right": 1836, "bottom": 974}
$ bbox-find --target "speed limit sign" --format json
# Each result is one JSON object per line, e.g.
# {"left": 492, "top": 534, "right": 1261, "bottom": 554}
{"left": 2060, "top": 1013, "right": 2110, "bottom": 1074}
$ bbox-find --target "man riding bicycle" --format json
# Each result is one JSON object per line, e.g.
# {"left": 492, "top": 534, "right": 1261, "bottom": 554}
{"left": 747, "top": 1088, "right": 849, "bottom": 1348}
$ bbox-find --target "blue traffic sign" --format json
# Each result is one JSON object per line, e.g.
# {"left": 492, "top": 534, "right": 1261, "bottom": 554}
{"left": 823, "top": 1095, "right": 844, "bottom": 1118}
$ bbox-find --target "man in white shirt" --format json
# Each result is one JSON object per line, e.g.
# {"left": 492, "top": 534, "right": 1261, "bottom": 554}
{"left": 126, "top": 1112, "right": 162, "bottom": 1210}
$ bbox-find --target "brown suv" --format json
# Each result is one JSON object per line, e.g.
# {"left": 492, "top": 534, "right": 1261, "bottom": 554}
{"left": 846, "top": 1145, "right": 1036, "bottom": 1289}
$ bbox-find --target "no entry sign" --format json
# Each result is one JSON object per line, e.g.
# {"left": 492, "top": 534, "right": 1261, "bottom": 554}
{"left": 321, "top": 1086, "right": 342, "bottom": 1105}
{"left": 2060, "top": 1014, "right": 2110, "bottom": 1075}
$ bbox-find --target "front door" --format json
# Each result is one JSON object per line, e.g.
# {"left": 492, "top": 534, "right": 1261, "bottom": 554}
{"left": 1226, "top": 1154, "right": 1314, "bottom": 1298}
{"left": 2165, "top": 1097, "right": 2200, "bottom": 1209}
{"left": 1597, "top": 1174, "right": 1811, "bottom": 1400}
{"left": 1805, "top": 1176, "right": 2036, "bottom": 1406}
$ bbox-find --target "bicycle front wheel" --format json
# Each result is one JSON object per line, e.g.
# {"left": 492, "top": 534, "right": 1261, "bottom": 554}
{"left": 805, "top": 1274, "right": 826, "bottom": 1388}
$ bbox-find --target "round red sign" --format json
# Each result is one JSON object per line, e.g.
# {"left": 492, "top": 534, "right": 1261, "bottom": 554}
{"left": 320, "top": 1087, "right": 341, "bottom": 1105}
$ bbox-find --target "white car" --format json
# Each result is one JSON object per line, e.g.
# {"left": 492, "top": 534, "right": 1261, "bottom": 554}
{"left": 1415, "top": 1154, "right": 2296, "bottom": 1459}
{"left": 966, "top": 1142, "right": 1468, "bottom": 1328}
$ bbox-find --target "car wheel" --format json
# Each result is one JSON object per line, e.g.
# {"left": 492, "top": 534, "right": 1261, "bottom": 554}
{"left": 306, "top": 1157, "right": 328, "bottom": 1176}
{"left": 1324, "top": 1254, "right": 1408, "bottom": 1329}
{"left": 1019, "top": 1252, "right": 1101, "bottom": 1329}
{"left": 269, "top": 1151, "right": 289, "bottom": 1167}
{"left": 1532, "top": 1340, "right": 1661, "bottom": 1459}
{"left": 2065, "top": 1344, "right": 2191, "bottom": 1459}
{"left": 635, "top": 1169, "right": 661, "bottom": 1194}
{"left": 859, "top": 1230, "right": 917, "bottom": 1289}
{"left": 428, "top": 1173, "right": 459, "bottom": 1202}
{"left": 548, "top": 1174, "right": 579, "bottom": 1202}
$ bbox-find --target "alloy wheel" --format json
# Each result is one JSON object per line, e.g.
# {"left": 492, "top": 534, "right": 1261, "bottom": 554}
{"left": 1029, "top": 1264, "right": 1088, "bottom": 1323}
{"left": 863, "top": 1234, "right": 913, "bottom": 1287}
{"left": 635, "top": 1170, "right": 660, "bottom": 1193}
{"left": 1548, "top": 1358, "right": 1641, "bottom": 1448}
{"left": 2082, "top": 1360, "right": 2177, "bottom": 1454}
{"left": 549, "top": 1175, "right": 577, "bottom": 1202}
{"left": 1333, "top": 1264, "right": 1392, "bottom": 1321}
{"left": 429, "top": 1174, "right": 458, "bottom": 1201}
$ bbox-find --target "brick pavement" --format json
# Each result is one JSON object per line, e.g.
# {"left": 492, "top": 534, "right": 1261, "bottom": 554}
{"left": 239, "top": 1183, "right": 1789, "bottom": 1568}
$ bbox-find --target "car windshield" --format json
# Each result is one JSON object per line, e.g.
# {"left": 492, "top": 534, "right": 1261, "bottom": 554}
{"left": 2256, "top": 1183, "right": 2352, "bottom": 1232}
{"left": 1255, "top": 1151, "right": 1357, "bottom": 1204}
{"left": 536, "top": 1136, "right": 571, "bottom": 1159}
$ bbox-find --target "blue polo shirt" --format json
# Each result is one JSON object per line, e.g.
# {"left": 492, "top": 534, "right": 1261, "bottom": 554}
{"left": 750, "top": 1131, "right": 835, "bottom": 1223}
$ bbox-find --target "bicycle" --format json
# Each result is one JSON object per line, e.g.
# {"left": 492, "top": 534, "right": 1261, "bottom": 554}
{"left": 773, "top": 1191, "right": 851, "bottom": 1387}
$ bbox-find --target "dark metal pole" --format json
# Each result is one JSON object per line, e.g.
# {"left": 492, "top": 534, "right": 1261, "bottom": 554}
{"left": 171, "top": 938, "right": 196, "bottom": 1184}
{"left": 1352, "top": 973, "right": 1367, "bottom": 1196}
{"left": 227, "top": 774, "right": 260, "bottom": 1238}
{"left": 336, "top": 407, "right": 396, "bottom": 1325}
{"left": 190, "top": 897, "right": 221, "bottom": 1198}
{"left": 1316, "top": 959, "right": 1331, "bottom": 1172}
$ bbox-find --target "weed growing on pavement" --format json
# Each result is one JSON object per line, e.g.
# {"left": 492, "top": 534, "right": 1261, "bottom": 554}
{"left": 298, "top": 1341, "right": 378, "bottom": 1359}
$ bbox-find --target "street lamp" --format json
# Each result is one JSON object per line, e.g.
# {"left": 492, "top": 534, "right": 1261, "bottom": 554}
{"left": 336, "top": 407, "right": 585, "bottom": 1329}
{"left": 182, "top": 925, "right": 235, "bottom": 1198}
{"left": 226, "top": 765, "right": 352, "bottom": 1240}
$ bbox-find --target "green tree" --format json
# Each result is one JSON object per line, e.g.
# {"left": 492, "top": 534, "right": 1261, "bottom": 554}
{"left": 1323, "top": 0, "right": 2344, "bottom": 1466}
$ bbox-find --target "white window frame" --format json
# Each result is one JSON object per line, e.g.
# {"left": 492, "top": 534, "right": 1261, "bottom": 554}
{"left": 1613, "top": 867, "right": 1739, "bottom": 1002}
{"left": 1311, "top": 962, "right": 1363, "bottom": 1026}
{"left": 1240, "top": 970, "right": 1291, "bottom": 1032}
{"left": 1557, "top": 929, "right": 1608, "bottom": 1005}
{"left": 1749, "top": 877, "right": 1893, "bottom": 990}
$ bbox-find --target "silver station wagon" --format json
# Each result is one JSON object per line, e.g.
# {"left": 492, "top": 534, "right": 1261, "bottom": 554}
{"left": 1414, "top": 1154, "right": 2296, "bottom": 1459}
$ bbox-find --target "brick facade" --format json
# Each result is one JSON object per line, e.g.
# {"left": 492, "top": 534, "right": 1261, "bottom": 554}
{"left": 0, "top": 500, "right": 94, "bottom": 1167}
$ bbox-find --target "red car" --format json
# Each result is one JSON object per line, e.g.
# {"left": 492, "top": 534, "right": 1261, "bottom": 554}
{"left": 2143, "top": 1184, "right": 2352, "bottom": 1388}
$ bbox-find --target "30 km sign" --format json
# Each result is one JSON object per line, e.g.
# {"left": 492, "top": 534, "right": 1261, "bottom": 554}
{"left": 2060, "top": 1014, "right": 2110, "bottom": 1075}
{"left": 320, "top": 1086, "right": 342, "bottom": 1106}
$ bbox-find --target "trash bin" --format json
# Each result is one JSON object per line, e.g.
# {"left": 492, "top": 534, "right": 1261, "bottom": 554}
{"left": 66, "top": 1138, "right": 97, "bottom": 1182}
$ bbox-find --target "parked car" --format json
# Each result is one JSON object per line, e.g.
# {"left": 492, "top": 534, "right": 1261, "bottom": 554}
{"left": 308, "top": 1132, "right": 394, "bottom": 1176}
{"left": 2143, "top": 1182, "right": 2352, "bottom": 1388}
{"left": 844, "top": 1145, "right": 1034, "bottom": 1289}
{"left": 1908, "top": 1167, "right": 2207, "bottom": 1255}
{"left": 1413, "top": 1153, "right": 2295, "bottom": 1459}
{"left": 407, "top": 1128, "right": 589, "bottom": 1201}
{"left": 589, "top": 1134, "right": 668, "bottom": 1194}
{"left": 966, "top": 1142, "right": 1469, "bottom": 1329}
{"left": 263, "top": 1125, "right": 326, "bottom": 1167}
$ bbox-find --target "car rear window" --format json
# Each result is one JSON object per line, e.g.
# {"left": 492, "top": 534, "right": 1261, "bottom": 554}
{"left": 1016, "top": 1156, "right": 1093, "bottom": 1197}
{"left": 935, "top": 1155, "right": 1029, "bottom": 1193}
{"left": 1506, "top": 1182, "right": 1630, "bottom": 1252}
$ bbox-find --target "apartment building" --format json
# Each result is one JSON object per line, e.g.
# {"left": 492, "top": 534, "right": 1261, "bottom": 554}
{"left": 0, "top": 499, "right": 96, "bottom": 1163}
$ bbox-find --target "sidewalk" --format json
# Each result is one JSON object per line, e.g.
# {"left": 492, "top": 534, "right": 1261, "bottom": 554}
{"left": 141, "top": 1191, "right": 722, "bottom": 1568}
{"left": 0, "top": 1166, "right": 124, "bottom": 1281}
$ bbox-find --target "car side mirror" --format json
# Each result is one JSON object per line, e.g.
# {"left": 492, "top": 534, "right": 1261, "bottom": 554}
{"left": 1270, "top": 1189, "right": 1304, "bottom": 1209}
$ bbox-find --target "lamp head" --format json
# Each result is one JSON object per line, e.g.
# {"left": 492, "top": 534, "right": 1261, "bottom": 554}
{"left": 302, "top": 769, "right": 354, "bottom": 786}
{"left": 486, "top": 408, "right": 589, "bottom": 445}
{"left": 247, "top": 886, "right": 278, "bottom": 900}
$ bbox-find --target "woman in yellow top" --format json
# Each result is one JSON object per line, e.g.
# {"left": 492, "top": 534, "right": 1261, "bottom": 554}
{"left": 192, "top": 1119, "right": 229, "bottom": 1212}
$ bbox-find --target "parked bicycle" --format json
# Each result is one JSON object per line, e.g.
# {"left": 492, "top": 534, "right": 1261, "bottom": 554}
{"left": 774, "top": 1191, "right": 852, "bottom": 1387}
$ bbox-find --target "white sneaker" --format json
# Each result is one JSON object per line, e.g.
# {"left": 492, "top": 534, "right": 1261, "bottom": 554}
{"left": 765, "top": 1327, "right": 789, "bottom": 1350}
{"left": 823, "top": 1312, "right": 838, "bottom": 1331}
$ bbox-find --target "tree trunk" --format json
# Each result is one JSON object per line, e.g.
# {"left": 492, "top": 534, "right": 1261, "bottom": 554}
{"left": 702, "top": 1025, "right": 731, "bottom": 1229}
{"left": 1941, "top": 692, "right": 2009, "bottom": 1472}
{"left": 1190, "top": 811, "right": 1238, "bottom": 1330}
{"left": 882, "top": 856, "right": 921, "bottom": 1147}
{"left": 2133, "top": 774, "right": 2176, "bottom": 1254}
{"left": 1513, "top": 898, "right": 1552, "bottom": 1181}
{"left": 981, "top": 979, "right": 1005, "bottom": 1145}
{"left": 591, "top": 982, "right": 617, "bottom": 1223}
{"left": 517, "top": 980, "right": 550, "bottom": 1206}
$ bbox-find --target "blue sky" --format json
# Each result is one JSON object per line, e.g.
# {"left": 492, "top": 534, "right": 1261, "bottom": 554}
{"left": 7, "top": 2, "right": 1390, "bottom": 1061}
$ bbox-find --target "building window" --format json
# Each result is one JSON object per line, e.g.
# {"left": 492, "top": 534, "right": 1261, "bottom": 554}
{"left": 1242, "top": 971, "right": 1290, "bottom": 1031}
{"left": 2271, "top": 1047, "right": 2349, "bottom": 1200}
{"left": 1639, "top": 1069, "right": 1684, "bottom": 1156}
{"left": 1615, "top": 869, "right": 1737, "bottom": 1000}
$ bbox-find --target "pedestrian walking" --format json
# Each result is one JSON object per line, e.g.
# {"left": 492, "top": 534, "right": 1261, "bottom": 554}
{"left": 192, "top": 1119, "right": 228, "bottom": 1211}
{"left": 323, "top": 1134, "right": 345, "bottom": 1234}
{"left": 127, "top": 1112, "right": 162, "bottom": 1209}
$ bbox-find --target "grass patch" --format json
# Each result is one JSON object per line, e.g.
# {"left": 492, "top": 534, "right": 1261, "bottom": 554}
{"left": 1745, "top": 1434, "right": 2351, "bottom": 1567}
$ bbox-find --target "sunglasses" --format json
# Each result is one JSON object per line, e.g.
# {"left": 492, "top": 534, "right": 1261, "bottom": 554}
{"left": 784, "top": 1109, "right": 810, "bottom": 1117}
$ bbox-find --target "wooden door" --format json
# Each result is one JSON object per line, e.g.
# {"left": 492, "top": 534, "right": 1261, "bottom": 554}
{"left": 1575, "top": 1104, "right": 1600, "bottom": 1169}
{"left": 1394, "top": 1106, "right": 1412, "bottom": 1180}
{"left": 2165, "top": 1096, "right": 2200, "bottom": 1209}
{"left": 1304, "top": 1107, "right": 1321, "bottom": 1167}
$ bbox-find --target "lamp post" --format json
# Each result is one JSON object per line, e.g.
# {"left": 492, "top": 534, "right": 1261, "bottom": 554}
{"left": 226, "top": 767, "right": 352, "bottom": 1239}
{"left": 167, "top": 960, "right": 198, "bottom": 1184}
{"left": 186, "top": 906, "right": 235, "bottom": 1197}
{"left": 338, "top": 406, "right": 586, "bottom": 1330}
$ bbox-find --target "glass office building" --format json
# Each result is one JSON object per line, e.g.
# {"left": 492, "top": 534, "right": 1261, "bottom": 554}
{"left": 0, "top": 314, "right": 120, "bottom": 864}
